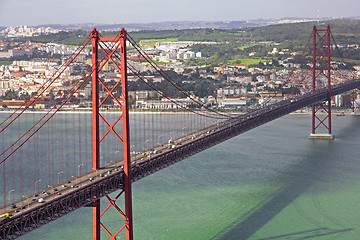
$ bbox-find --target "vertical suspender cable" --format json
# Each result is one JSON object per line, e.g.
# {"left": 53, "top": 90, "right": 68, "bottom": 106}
{"left": 72, "top": 112, "right": 76, "bottom": 176}
{"left": 84, "top": 111, "right": 88, "bottom": 172}
{"left": 51, "top": 115, "right": 54, "bottom": 185}
{"left": 2, "top": 125, "right": 5, "bottom": 206}
{"left": 47, "top": 114, "right": 51, "bottom": 185}
{"left": 19, "top": 116, "right": 23, "bottom": 196}
{"left": 33, "top": 111, "right": 38, "bottom": 187}
{"left": 60, "top": 112, "right": 64, "bottom": 179}
{"left": 152, "top": 90, "right": 154, "bottom": 149}
{"left": 78, "top": 111, "right": 82, "bottom": 172}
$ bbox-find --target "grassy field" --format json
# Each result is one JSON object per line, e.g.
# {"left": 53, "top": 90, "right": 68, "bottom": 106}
{"left": 332, "top": 57, "right": 360, "bottom": 64}
{"left": 152, "top": 60, "right": 169, "bottom": 65}
{"left": 237, "top": 43, "right": 257, "bottom": 50}
{"left": 228, "top": 58, "right": 271, "bottom": 65}
{"left": 0, "top": 60, "right": 13, "bottom": 65}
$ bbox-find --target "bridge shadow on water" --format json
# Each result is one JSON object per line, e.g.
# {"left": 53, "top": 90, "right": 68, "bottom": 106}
{"left": 213, "top": 117, "right": 360, "bottom": 240}
{"left": 255, "top": 227, "right": 352, "bottom": 240}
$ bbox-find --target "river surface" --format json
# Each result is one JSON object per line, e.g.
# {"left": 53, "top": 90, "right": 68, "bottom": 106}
{"left": 7, "top": 114, "right": 360, "bottom": 239}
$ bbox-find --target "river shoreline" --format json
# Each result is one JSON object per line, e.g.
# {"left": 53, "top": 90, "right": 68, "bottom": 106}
{"left": 0, "top": 108, "right": 357, "bottom": 115}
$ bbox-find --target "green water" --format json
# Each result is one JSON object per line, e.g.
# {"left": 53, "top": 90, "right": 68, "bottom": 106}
{"left": 16, "top": 114, "right": 360, "bottom": 239}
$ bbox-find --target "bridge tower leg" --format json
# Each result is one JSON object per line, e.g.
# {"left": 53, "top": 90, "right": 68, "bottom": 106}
{"left": 91, "top": 28, "right": 133, "bottom": 240}
{"left": 91, "top": 28, "right": 101, "bottom": 240}
{"left": 309, "top": 25, "right": 334, "bottom": 140}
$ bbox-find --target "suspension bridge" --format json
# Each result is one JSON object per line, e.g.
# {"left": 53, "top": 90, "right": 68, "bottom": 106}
{"left": 1, "top": 25, "right": 360, "bottom": 240}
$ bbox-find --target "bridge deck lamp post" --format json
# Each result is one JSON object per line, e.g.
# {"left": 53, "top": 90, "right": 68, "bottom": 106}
{"left": 57, "top": 171, "right": 64, "bottom": 185}
{"left": 78, "top": 163, "right": 84, "bottom": 183}
{"left": 170, "top": 131, "right": 174, "bottom": 140}
{"left": 34, "top": 179, "right": 41, "bottom": 195}
{"left": 157, "top": 135, "right": 163, "bottom": 145}
{"left": 8, "top": 189, "right": 14, "bottom": 205}
{"left": 182, "top": 127, "right": 187, "bottom": 136}
{"left": 78, "top": 164, "right": 83, "bottom": 177}
{"left": 130, "top": 145, "right": 135, "bottom": 154}
{"left": 144, "top": 139, "right": 150, "bottom": 151}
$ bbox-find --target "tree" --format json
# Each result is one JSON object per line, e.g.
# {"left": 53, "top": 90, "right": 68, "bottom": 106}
{"left": 3, "top": 90, "right": 18, "bottom": 100}
{"left": 49, "top": 90, "right": 55, "bottom": 101}
{"left": 19, "top": 92, "right": 30, "bottom": 100}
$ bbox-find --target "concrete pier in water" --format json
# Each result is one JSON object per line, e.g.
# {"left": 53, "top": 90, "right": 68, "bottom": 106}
{"left": 308, "top": 133, "right": 334, "bottom": 140}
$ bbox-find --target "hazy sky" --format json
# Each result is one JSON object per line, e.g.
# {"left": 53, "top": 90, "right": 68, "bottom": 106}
{"left": 1, "top": 0, "right": 360, "bottom": 26}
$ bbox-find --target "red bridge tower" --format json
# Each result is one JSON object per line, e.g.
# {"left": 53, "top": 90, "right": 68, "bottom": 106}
{"left": 91, "top": 28, "right": 133, "bottom": 240}
{"left": 309, "top": 25, "right": 334, "bottom": 140}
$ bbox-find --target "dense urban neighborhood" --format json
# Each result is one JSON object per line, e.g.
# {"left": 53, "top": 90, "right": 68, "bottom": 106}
{"left": 1, "top": 19, "right": 360, "bottom": 111}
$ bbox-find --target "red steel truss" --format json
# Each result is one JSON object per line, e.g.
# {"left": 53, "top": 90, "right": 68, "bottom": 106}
{"left": 311, "top": 25, "right": 332, "bottom": 135}
{"left": 91, "top": 28, "right": 133, "bottom": 240}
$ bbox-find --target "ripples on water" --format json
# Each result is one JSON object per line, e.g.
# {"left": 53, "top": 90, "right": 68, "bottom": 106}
{"left": 4, "top": 114, "right": 360, "bottom": 240}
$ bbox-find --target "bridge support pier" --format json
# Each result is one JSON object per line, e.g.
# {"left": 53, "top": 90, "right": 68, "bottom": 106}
{"left": 309, "top": 25, "right": 334, "bottom": 140}
{"left": 308, "top": 133, "right": 334, "bottom": 140}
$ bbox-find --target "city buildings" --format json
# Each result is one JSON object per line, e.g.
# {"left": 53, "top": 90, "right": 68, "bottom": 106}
{"left": 0, "top": 28, "right": 358, "bottom": 110}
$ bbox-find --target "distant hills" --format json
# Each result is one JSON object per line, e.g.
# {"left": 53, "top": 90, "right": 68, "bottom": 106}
{"left": 0, "top": 18, "right": 336, "bottom": 32}
{"left": 35, "top": 19, "right": 322, "bottom": 31}
{"left": 33, "top": 21, "right": 259, "bottom": 31}
{"left": 2, "top": 16, "right": 360, "bottom": 35}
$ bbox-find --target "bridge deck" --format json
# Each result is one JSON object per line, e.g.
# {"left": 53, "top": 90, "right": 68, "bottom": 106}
{"left": 1, "top": 78, "right": 360, "bottom": 239}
